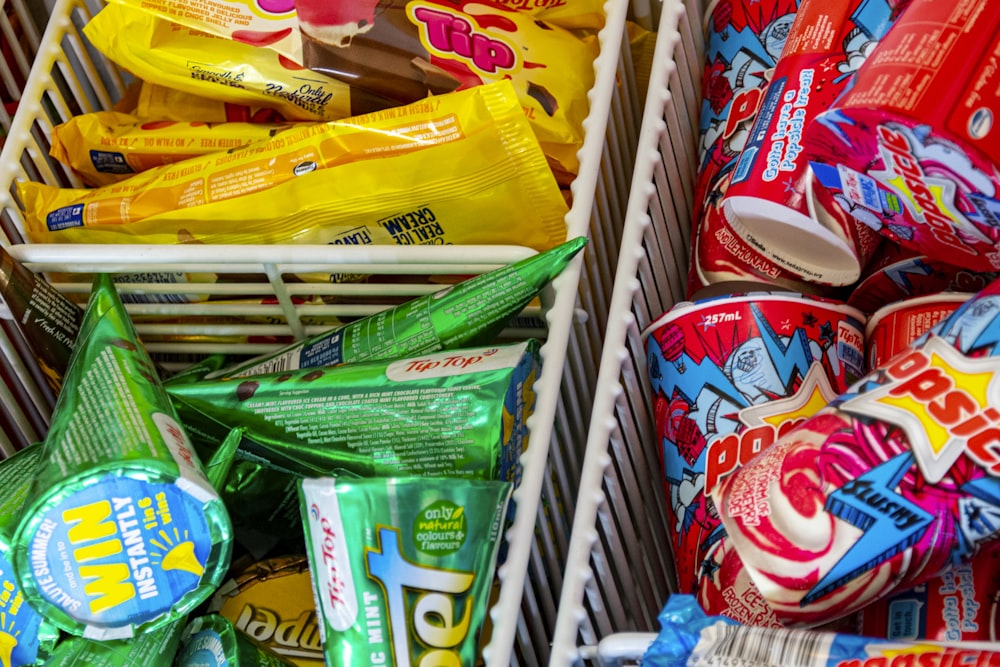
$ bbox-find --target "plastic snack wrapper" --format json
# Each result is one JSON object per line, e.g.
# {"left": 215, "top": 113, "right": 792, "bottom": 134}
{"left": 0, "top": 445, "right": 61, "bottom": 666}
{"left": 83, "top": 3, "right": 392, "bottom": 121}
{"left": 642, "top": 594, "right": 1000, "bottom": 667}
{"left": 207, "top": 237, "right": 585, "bottom": 378}
{"left": 167, "top": 341, "right": 539, "bottom": 554}
{"left": 9, "top": 273, "right": 233, "bottom": 640}
{"left": 299, "top": 475, "right": 512, "bottom": 667}
{"left": 0, "top": 246, "right": 81, "bottom": 398}
{"left": 208, "top": 555, "right": 323, "bottom": 666}
{"left": 108, "top": 0, "right": 599, "bottom": 183}
{"left": 135, "top": 82, "right": 292, "bottom": 124}
{"left": 17, "top": 81, "right": 569, "bottom": 253}
{"left": 50, "top": 110, "right": 297, "bottom": 186}
{"left": 42, "top": 616, "right": 187, "bottom": 666}
{"left": 176, "top": 614, "right": 298, "bottom": 666}
{"left": 711, "top": 276, "right": 1000, "bottom": 628}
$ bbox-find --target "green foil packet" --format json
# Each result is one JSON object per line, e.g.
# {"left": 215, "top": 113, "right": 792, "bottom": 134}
{"left": 41, "top": 616, "right": 185, "bottom": 666}
{"left": 168, "top": 341, "right": 538, "bottom": 555}
{"left": 0, "top": 445, "right": 60, "bottom": 666}
{"left": 175, "top": 614, "right": 297, "bottom": 666}
{"left": 299, "top": 476, "right": 511, "bottom": 667}
{"left": 10, "top": 273, "right": 233, "bottom": 641}
{"left": 205, "top": 237, "right": 585, "bottom": 379}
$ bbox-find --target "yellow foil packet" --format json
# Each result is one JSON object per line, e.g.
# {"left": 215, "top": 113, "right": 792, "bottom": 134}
{"left": 82, "top": 3, "right": 394, "bottom": 121}
{"left": 101, "top": 0, "right": 598, "bottom": 183}
{"left": 135, "top": 83, "right": 292, "bottom": 123}
{"left": 17, "top": 81, "right": 568, "bottom": 250}
{"left": 50, "top": 111, "right": 300, "bottom": 186}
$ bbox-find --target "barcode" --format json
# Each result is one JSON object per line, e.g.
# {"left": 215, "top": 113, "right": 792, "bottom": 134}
{"left": 239, "top": 353, "right": 295, "bottom": 377}
{"left": 120, "top": 292, "right": 196, "bottom": 305}
{"left": 695, "top": 624, "right": 832, "bottom": 667}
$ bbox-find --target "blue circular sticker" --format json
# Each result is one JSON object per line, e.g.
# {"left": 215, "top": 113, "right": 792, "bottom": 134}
{"left": 0, "top": 549, "right": 42, "bottom": 667}
{"left": 27, "top": 476, "right": 212, "bottom": 629}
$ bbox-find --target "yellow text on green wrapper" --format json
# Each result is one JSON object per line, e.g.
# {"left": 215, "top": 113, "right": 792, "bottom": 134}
{"left": 299, "top": 477, "right": 511, "bottom": 667}
{"left": 9, "top": 274, "right": 232, "bottom": 641}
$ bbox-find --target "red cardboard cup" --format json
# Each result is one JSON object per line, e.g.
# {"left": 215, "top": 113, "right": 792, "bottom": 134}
{"left": 848, "top": 243, "right": 1000, "bottom": 315}
{"left": 694, "top": 0, "right": 800, "bottom": 216}
{"left": 690, "top": 192, "right": 842, "bottom": 299}
{"left": 720, "top": 0, "right": 909, "bottom": 286}
{"left": 711, "top": 277, "right": 1000, "bottom": 628}
{"left": 803, "top": 0, "right": 1000, "bottom": 273}
{"left": 866, "top": 292, "right": 971, "bottom": 370}
{"left": 643, "top": 290, "right": 865, "bottom": 599}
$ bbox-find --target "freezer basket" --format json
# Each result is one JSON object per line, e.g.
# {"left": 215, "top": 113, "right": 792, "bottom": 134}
{"left": 0, "top": 0, "right": 650, "bottom": 664}
{"left": 552, "top": 0, "right": 704, "bottom": 664}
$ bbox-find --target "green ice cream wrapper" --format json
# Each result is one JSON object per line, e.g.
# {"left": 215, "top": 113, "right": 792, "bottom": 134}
{"left": 10, "top": 273, "right": 233, "bottom": 641}
{"left": 175, "top": 614, "right": 297, "bottom": 666}
{"left": 299, "top": 476, "right": 512, "bottom": 667}
{"left": 168, "top": 341, "right": 538, "bottom": 555}
{"left": 207, "top": 236, "right": 585, "bottom": 378}
{"left": 41, "top": 615, "right": 186, "bottom": 666}
{"left": 0, "top": 445, "right": 60, "bottom": 666}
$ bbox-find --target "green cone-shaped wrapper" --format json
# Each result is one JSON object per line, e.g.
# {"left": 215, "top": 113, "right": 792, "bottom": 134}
{"left": 167, "top": 341, "right": 538, "bottom": 555}
{"left": 204, "top": 236, "right": 585, "bottom": 379}
{"left": 0, "top": 445, "right": 60, "bottom": 666}
{"left": 10, "top": 273, "right": 233, "bottom": 641}
{"left": 299, "top": 476, "right": 511, "bottom": 667}
{"left": 40, "top": 615, "right": 186, "bottom": 666}
{"left": 175, "top": 614, "right": 298, "bottom": 666}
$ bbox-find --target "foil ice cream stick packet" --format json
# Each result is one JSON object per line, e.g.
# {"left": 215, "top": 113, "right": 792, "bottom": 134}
{"left": 299, "top": 476, "right": 511, "bottom": 667}
{"left": 10, "top": 273, "right": 233, "bottom": 641}
{"left": 712, "top": 276, "right": 1000, "bottom": 628}
{"left": 0, "top": 445, "right": 60, "bottom": 666}
{"left": 642, "top": 594, "right": 1000, "bottom": 667}
{"left": 167, "top": 341, "right": 539, "bottom": 554}
{"left": 206, "top": 237, "right": 585, "bottom": 379}
{"left": 50, "top": 110, "right": 298, "bottom": 187}
{"left": 18, "top": 80, "right": 569, "bottom": 253}
{"left": 42, "top": 616, "right": 187, "bottom": 666}
{"left": 0, "top": 245, "right": 81, "bottom": 398}
{"left": 208, "top": 555, "right": 323, "bottom": 667}
{"left": 176, "top": 614, "right": 298, "bottom": 666}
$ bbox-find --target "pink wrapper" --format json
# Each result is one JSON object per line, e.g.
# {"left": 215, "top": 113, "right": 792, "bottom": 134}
{"left": 803, "top": 0, "right": 1000, "bottom": 272}
{"left": 720, "top": 0, "right": 909, "bottom": 286}
{"left": 862, "top": 290, "right": 1000, "bottom": 643}
{"left": 713, "top": 276, "right": 1000, "bottom": 627}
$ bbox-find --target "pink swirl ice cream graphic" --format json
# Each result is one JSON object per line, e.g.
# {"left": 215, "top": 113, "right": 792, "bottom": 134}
{"left": 713, "top": 282, "right": 1000, "bottom": 628}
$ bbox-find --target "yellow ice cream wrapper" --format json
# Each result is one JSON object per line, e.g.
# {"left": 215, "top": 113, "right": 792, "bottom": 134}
{"left": 51, "top": 111, "right": 299, "bottom": 186}
{"left": 17, "top": 81, "right": 568, "bottom": 251}
{"left": 82, "top": 3, "right": 390, "bottom": 121}
{"left": 135, "top": 82, "right": 293, "bottom": 124}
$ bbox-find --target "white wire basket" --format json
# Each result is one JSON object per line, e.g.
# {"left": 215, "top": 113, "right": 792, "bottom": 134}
{"left": 1, "top": 0, "right": 41, "bottom": 138}
{"left": 552, "top": 0, "right": 704, "bottom": 664}
{"left": 0, "top": 0, "right": 653, "bottom": 663}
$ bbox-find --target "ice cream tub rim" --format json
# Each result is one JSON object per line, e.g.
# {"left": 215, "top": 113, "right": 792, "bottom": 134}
{"left": 863, "top": 291, "right": 974, "bottom": 342}
{"left": 722, "top": 191, "right": 864, "bottom": 286}
{"left": 641, "top": 291, "right": 866, "bottom": 343}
